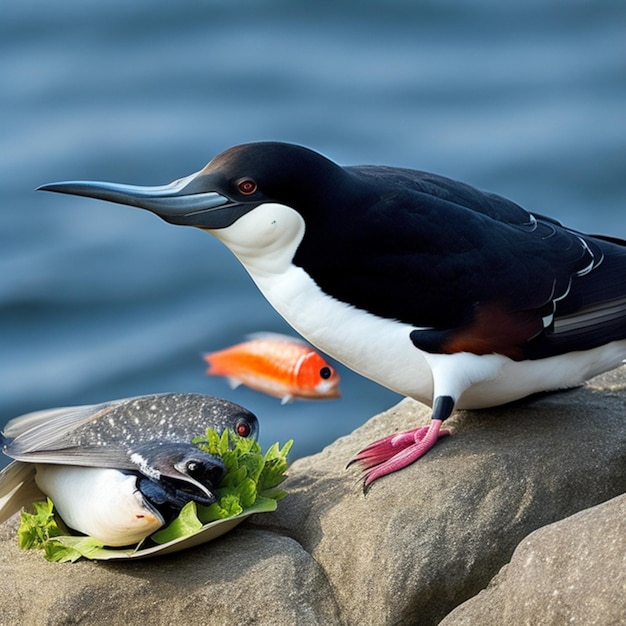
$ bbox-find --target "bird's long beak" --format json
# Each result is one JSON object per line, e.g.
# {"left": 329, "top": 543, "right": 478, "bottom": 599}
{"left": 170, "top": 472, "right": 218, "bottom": 504}
{"left": 37, "top": 172, "right": 251, "bottom": 229}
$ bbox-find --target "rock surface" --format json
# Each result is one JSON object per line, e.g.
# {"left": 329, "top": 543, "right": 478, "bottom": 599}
{"left": 440, "top": 494, "right": 626, "bottom": 626}
{"left": 1, "top": 367, "right": 625, "bottom": 625}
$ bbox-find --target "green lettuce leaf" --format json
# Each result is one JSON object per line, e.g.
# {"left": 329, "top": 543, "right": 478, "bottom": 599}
{"left": 17, "top": 499, "right": 63, "bottom": 550}
{"left": 153, "top": 429, "right": 292, "bottom": 538}
{"left": 149, "top": 500, "right": 203, "bottom": 544}
{"left": 44, "top": 535, "right": 111, "bottom": 563}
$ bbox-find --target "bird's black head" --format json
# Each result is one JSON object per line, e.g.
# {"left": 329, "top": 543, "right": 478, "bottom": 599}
{"left": 37, "top": 142, "right": 352, "bottom": 229}
{"left": 195, "top": 142, "right": 352, "bottom": 212}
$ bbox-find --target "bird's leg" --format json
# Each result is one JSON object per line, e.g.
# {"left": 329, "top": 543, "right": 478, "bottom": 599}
{"left": 349, "top": 396, "right": 455, "bottom": 491}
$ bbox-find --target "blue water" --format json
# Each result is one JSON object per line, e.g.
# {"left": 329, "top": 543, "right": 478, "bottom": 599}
{"left": 2, "top": 1, "right": 625, "bottom": 467}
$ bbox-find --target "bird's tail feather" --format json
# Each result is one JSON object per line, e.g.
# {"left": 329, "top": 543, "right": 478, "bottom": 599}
{"left": 0, "top": 461, "right": 44, "bottom": 524}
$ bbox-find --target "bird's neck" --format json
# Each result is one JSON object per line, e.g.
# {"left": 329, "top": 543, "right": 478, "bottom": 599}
{"left": 206, "top": 203, "right": 305, "bottom": 278}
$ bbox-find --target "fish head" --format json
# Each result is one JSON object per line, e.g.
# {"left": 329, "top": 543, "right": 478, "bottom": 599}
{"left": 295, "top": 352, "right": 341, "bottom": 399}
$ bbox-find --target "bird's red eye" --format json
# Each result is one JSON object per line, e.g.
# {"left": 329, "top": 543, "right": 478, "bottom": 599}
{"left": 237, "top": 178, "right": 257, "bottom": 195}
{"left": 236, "top": 419, "right": 251, "bottom": 438}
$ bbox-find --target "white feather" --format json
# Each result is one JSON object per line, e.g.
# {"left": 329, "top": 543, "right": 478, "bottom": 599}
{"left": 34, "top": 465, "right": 164, "bottom": 547}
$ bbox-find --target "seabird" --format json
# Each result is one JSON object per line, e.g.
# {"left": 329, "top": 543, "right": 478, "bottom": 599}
{"left": 38, "top": 142, "right": 626, "bottom": 489}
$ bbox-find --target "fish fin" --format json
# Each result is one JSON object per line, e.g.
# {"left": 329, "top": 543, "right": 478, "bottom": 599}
{"left": 3, "top": 446, "right": 138, "bottom": 471}
{"left": 280, "top": 395, "right": 294, "bottom": 405}
{"left": 2, "top": 398, "right": 131, "bottom": 456}
{"left": 227, "top": 377, "right": 243, "bottom": 390}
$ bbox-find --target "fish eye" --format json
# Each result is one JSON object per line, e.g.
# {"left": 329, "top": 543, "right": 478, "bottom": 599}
{"left": 237, "top": 178, "right": 257, "bottom": 195}
{"left": 235, "top": 419, "right": 252, "bottom": 438}
{"left": 320, "top": 366, "right": 332, "bottom": 380}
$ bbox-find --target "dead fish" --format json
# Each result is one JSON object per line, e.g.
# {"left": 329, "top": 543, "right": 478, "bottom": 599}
{"left": 0, "top": 393, "right": 258, "bottom": 546}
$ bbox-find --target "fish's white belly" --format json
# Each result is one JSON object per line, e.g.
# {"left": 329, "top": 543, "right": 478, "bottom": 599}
{"left": 35, "top": 465, "right": 164, "bottom": 546}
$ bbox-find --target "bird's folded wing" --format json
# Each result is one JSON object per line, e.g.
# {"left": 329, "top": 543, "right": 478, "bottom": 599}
{"left": 2, "top": 446, "right": 138, "bottom": 470}
{"left": 524, "top": 294, "right": 626, "bottom": 359}
{"left": 2, "top": 406, "right": 79, "bottom": 439}
{"left": 3, "top": 398, "right": 134, "bottom": 456}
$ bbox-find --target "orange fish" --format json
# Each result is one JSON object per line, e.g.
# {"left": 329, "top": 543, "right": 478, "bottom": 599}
{"left": 203, "top": 333, "right": 341, "bottom": 404}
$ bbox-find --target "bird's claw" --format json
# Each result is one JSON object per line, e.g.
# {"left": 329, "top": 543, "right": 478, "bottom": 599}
{"left": 348, "top": 420, "right": 450, "bottom": 492}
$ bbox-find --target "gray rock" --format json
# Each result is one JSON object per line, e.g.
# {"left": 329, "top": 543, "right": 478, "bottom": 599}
{"left": 440, "top": 494, "right": 626, "bottom": 626}
{"left": 1, "top": 368, "right": 624, "bottom": 625}
{"left": 0, "top": 515, "right": 342, "bottom": 625}
{"left": 253, "top": 368, "right": 626, "bottom": 625}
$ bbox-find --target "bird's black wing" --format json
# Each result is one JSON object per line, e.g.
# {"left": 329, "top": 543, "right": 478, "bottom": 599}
{"left": 522, "top": 235, "right": 626, "bottom": 359}
{"left": 297, "top": 166, "right": 626, "bottom": 359}
{"left": 1, "top": 397, "right": 150, "bottom": 468}
{"left": 345, "top": 165, "right": 542, "bottom": 227}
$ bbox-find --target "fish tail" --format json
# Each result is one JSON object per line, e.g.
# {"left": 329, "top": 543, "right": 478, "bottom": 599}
{"left": 203, "top": 354, "right": 225, "bottom": 376}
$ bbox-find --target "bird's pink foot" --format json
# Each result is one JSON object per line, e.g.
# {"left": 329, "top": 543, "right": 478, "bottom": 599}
{"left": 349, "top": 420, "right": 450, "bottom": 491}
